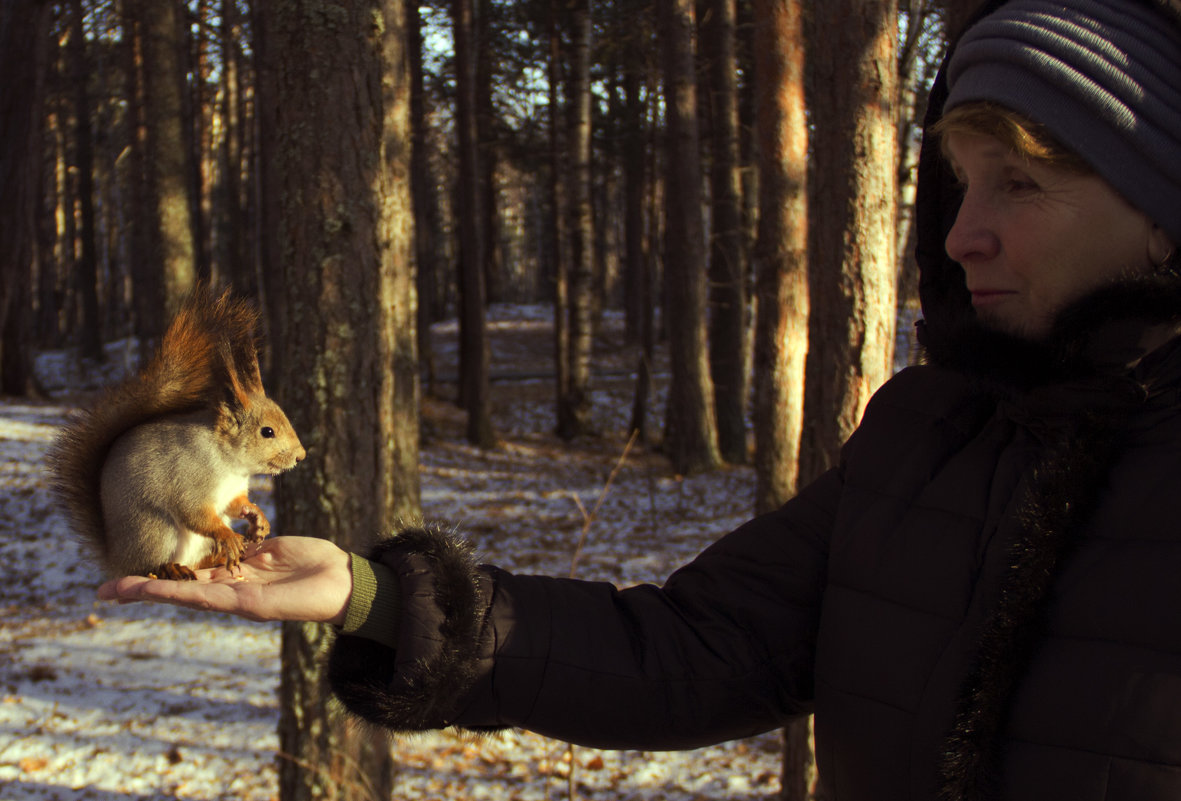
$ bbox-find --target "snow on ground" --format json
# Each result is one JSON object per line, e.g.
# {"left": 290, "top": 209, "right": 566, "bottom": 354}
{"left": 0, "top": 305, "right": 784, "bottom": 801}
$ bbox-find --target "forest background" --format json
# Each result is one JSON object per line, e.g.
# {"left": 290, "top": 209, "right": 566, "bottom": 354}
{"left": 0, "top": 0, "right": 984, "bottom": 799}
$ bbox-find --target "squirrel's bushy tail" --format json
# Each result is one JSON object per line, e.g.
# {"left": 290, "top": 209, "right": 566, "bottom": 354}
{"left": 48, "top": 285, "right": 263, "bottom": 560}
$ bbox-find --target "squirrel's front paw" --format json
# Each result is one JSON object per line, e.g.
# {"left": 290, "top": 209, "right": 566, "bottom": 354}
{"left": 212, "top": 533, "right": 248, "bottom": 573}
{"left": 237, "top": 501, "right": 271, "bottom": 543}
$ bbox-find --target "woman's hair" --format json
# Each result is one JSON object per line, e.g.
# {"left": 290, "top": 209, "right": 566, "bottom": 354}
{"left": 932, "top": 101, "right": 1092, "bottom": 173}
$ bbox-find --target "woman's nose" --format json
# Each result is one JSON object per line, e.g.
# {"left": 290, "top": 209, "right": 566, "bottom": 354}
{"left": 945, "top": 190, "right": 1000, "bottom": 264}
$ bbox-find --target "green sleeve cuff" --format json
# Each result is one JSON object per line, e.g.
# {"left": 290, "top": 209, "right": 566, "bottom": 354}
{"left": 341, "top": 554, "right": 401, "bottom": 649}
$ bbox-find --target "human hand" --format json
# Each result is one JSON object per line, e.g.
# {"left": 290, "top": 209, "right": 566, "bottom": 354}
{"left": 97, "top": 536, "right": 353, "bottom": 626}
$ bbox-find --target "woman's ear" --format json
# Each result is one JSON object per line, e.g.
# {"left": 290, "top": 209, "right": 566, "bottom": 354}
{"left": 1149, "top": 224, "right": 1176, "bottom": 267}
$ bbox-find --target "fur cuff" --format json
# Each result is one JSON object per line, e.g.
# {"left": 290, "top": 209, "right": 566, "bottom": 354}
{"left": 327, "top": 525, "right": 494, "bottom": 732}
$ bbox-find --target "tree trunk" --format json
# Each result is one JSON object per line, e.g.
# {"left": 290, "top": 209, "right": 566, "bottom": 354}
{"left": 218, "top": 0, "right": 251, "bottom": 294}
{"left": 407, "top": 0, "right": 441, "bottom": 395}
{"left": 189, "top": 0, "right": 212, "bottom": 283}
{"left": 453, "top": 0, "right": 495, "bottom": 447}
{"left": 476, "top": 0, "right": 501, "bottom": 305}
{"left": 0, "top": 0, "right": 52, "bottom": 396}
{"left": 702, "top": 0, "right": 747, "bottom": 464}
{"left": 254, "top": 2, "right": 420, "bottom": 799}
{"left": 751, "top": 0, "right": 809, "bottom": 518}
{"left": 68, "top": 0, "right": 103, "bottom": 360}
{"left": 134, "top": 0, "right": 196, "bottom": 330}
{"left": 557, "top": 0, "right": 594, "bottom": 440}
{"left": 548, "top": 0, "right": 570, "bottom": 439}
{"left": 658, "top": 0, "right": 721, "bottom": 475}
{"left": 622, "top": 1, "right": 653, "bottom": 440}
{"left": 747, "top": 2, "right": 813, "bottom": 791}
{"left": 800, "top": 0, "right": 899, "bottom": 485}
{"left": 119, "top": 0, "right": 152, "bottom": 339}
{"left": 896, "top": 0, "right": 942, "bottom": 368}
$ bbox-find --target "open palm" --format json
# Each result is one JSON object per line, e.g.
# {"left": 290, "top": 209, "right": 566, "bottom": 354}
{"left": 97, "top": 536, "right": 354, "bottom": 626}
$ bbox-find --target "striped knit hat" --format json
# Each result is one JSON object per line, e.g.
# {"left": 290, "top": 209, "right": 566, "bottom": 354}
{"left": 945, "top": 0, "right": 1181, "bottom": 245}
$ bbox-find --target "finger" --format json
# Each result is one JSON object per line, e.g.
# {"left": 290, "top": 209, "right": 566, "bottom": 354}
{"left": 97, "top": 575, "right": 154, "bottom": 600}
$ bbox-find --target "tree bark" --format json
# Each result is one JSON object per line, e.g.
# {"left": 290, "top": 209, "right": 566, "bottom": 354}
{"left": 658, "top": 0, "right": 721, "bottom": 475}
{"left": 254, "top": 2, "right": 420, "bottom": 799}
{"left": 800, "top": 0, "right": 899, "bottom": 486}
{"left": 476, "top": 0, "right": 501, "bottom": 305}
{"left": 703, "top": 0, "right": 748, "bottom": 464}
{"left": 453, "top": 0, "right": 495, "bottom": 447}
{"left": 68, "top": 0, "right": 103, "bottom": 360}
{"left": 747, "top": 2, "right": 813, "bottom": 791}
{"left": 751, "top": 0, "right": 809, "bottom": 517}
{"left": 217, "top": 0, "right": 252, "bottom": 295}
{"left": 407, "top": 0, "right": 442, "bottom": 395}
{"left": 133, "top": 0, "right": 197, "bottom": 331}
{"left": 622, "top": 1, "right": 653, "bottom": 440}
{"left": 0, "top": 0, "right": 52, "bottom": 395}
{"left": 557, "top": 0, "right": 594, "bottom": 439}
{"left": 548, "top": 0, "right": 570, "bottom": 439}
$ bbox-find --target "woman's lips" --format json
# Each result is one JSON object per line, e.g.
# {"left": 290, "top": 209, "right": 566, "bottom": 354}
{"left": 970, "top": 289, "right": 1016, "bottom": 306}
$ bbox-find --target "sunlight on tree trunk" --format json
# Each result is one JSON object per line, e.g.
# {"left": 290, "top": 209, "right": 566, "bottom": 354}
{"left": 800, "top": 0, "right": 899, "bottom": 486}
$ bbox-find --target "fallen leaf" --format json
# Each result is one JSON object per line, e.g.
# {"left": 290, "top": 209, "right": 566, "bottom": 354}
{"left": 20, "top": 757, "right": 49, "bottom": 773}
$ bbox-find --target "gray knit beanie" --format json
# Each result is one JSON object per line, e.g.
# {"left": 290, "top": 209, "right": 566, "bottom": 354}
{"left": 945, "top": 0, "right": 1181, "bottom": 246}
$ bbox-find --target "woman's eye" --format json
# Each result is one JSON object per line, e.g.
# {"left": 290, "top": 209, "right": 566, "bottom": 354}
{"left": 1004, "top": 175, "right": 1039, "bottom": 194}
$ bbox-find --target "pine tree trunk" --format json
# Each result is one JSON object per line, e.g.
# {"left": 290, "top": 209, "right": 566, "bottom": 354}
{"left": 134, "top": 0, "right": 196, "bottom": 326}
{"left": 751, "top": 0, "right": 809, "bottom": 517}
{"left": 453, "top": 0, "right": 495, "bottom": 447}
{"left": 218, "top": 0, "right": 251, "bottom": 293}
{"left": 254, "top": 2, "right": 420, "bottom": 799}
{"left": 800, "top": 0, "right": 899, "bottom": 486}
{"left": 0, "top": 0, "right": 52, "bottom": 396}
{"left": 557, "top": 0, "right": 594, "bottom": 440}
{"left": 747, "top": 2, "right": 814, "bottom": 791}
{"left": 407, "top": 0, "right": 441, "bottom": 394}
{"left": 658, "top": 0, "right": 721, "bottom": 475}
{"left": 548, "top": 0, "right": 570, "bottom": 437}
{"left": 119, "top": 0, "right": 153, "bottom": 340}
{"left": 622, "top": 1, "right": 653, "bottom": 440}
{"left": 69, "top": 0, "right": 103, "bottom": 360}
{"left": 702, "top": 0, "right": 747, "bottom": 464}
{"left": 476, "top": 0, "right": 501, "bottom": 305}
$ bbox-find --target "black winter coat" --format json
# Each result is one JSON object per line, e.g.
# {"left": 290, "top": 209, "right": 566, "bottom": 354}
{"left": 329, "top": 294, "right": 1181, "bottom": 799}
{"left": 329, "top": 1, "right": 1181, "bottom": 798}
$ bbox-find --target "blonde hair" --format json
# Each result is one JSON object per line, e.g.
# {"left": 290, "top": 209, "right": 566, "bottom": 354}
{"left": 932, "top": 101, "right": 1092, "bottom": 173}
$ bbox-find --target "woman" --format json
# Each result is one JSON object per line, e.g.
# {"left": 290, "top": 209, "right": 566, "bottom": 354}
{"left": 100, "top": 0, "right": 1181, "bottom": 797}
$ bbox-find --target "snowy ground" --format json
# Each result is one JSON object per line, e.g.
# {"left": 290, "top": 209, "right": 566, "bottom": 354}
{"left": 0, "top": 305, "right": 787, "bottom": 801}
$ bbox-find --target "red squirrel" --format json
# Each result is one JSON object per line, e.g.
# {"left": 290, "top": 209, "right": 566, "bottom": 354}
{"left": 49, "top": 286, "right": 305, "bottom": 580}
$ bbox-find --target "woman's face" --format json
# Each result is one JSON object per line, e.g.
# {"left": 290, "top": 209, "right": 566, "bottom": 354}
{"left": 943, "top": 131, "right": 1161, "bottom": 339}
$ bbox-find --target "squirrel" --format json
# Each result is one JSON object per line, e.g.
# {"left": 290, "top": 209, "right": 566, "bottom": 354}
{"left": 48, "top": 285, "right": 306, "bottom": 581}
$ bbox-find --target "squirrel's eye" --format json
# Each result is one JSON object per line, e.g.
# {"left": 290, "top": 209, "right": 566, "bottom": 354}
{"left": 261, "top": 426, "right": 275, "bottom": 438}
